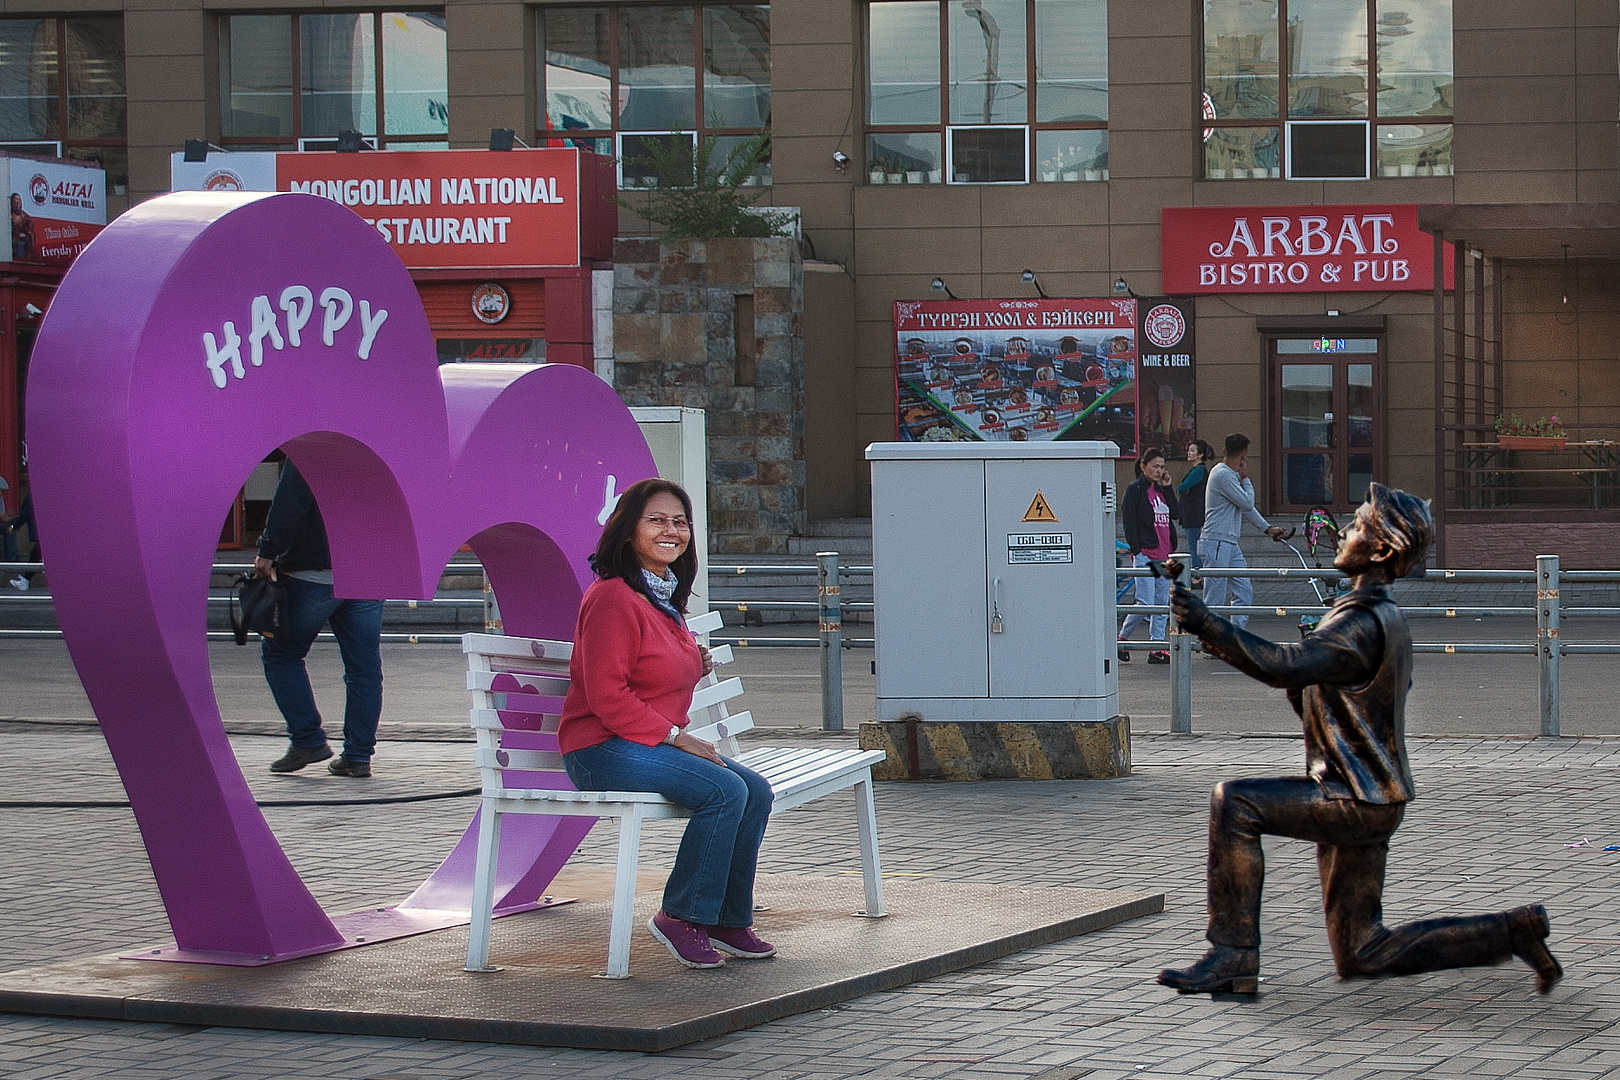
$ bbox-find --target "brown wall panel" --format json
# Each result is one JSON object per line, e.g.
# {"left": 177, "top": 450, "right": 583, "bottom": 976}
{"left": 420, "top": 279, "right": 544, "bottom": 336}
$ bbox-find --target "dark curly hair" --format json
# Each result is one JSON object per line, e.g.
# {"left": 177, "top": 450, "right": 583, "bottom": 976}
{"left": 591, "top": 477, "right": 698, "bottom": 614}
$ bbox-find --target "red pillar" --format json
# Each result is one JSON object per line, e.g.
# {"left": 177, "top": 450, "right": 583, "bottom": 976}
{"left": 543, "top": 266, "right": 594, "bottom": 369}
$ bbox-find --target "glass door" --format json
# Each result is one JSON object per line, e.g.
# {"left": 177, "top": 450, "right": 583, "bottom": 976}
{"left": 1270, "top": 337, "right": 1382, "bottom": 515}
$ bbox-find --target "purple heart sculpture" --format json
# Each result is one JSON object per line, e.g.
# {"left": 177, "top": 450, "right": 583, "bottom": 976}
{"left": 26, "top": 190, "right": 656, "bottom": 963}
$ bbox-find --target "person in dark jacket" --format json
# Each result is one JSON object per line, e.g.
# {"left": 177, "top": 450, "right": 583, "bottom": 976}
{"left": 1177, "top": 439, "right": 1214, "bottom": 587}
{"left": 1117, "top": 447, "right": 1179, "bottom": 664}
{"left": 254, "top": 458, "right": 384, "bottom": 778}
{"left": 1159, "top": 485, "right": 1561, "bottom": 996}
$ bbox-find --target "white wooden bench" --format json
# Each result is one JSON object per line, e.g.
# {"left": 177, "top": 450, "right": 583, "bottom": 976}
{"left": 462, "top": 609, "right": 888, "bottom": 978}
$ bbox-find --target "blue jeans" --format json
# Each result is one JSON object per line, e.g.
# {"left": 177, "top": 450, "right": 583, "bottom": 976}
{"left": 1183, "top": 527, "right": 1202, "bottom": 572}
{"left": 564, "top": 738, "right": 773, "bottom": 927}
{"left": 261, "top": 576, "right": 384, "bottom": 761}
{"left": 1199, "top": 538, "right": 1252, "bottom": 630}
{"left": 1119, "top": 553, "right": 1169, "bottom": 642}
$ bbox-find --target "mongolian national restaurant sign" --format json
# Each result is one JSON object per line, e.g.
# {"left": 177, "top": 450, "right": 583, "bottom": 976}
{"left": 1162, "top": 204, "right": 1454, "bottom": 294}
{"left": 170, "top": 147, "right": 612, "bottom": 270}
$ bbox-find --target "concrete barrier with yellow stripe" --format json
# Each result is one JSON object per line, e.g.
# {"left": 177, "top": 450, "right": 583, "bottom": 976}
{"left": 857, "top": 715, "right": 1130, "bottom": 781}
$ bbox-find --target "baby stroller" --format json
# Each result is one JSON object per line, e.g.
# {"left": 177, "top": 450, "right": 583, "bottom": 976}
{"left": 1274, "top": 506, "right": 1349, "bottom": 639}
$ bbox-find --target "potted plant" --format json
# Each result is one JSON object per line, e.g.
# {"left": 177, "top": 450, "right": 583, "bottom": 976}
{"left": 1495, "top": 413, "right": 1568, "bottom": 451}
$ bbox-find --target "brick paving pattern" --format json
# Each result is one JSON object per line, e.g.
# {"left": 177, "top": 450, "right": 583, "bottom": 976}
{"left": 3, "top": 723, "right": 1618, "bottom": 1079}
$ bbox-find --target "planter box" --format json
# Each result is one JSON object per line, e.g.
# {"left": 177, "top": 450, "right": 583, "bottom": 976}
{"left": 1498, "top": 435, "right": 1567, "bottom": 451}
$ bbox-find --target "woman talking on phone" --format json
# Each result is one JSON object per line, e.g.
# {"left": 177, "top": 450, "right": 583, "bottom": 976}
{"left": 558, "top": 478, "right": 776, "bottom": 969}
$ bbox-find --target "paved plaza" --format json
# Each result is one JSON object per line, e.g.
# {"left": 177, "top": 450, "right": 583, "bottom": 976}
{"left": 3, "top": 634, "right": 1620, "bottom": 1078}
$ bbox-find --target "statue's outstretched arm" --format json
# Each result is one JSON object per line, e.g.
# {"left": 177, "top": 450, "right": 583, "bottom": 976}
{"left": 1173, "top": 586, "right": 1380, "bottom": 690}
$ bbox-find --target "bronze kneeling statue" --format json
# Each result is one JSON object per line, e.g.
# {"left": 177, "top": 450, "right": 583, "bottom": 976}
{"left": 1159, "top": 485, "right": 1561, "bottom": 996}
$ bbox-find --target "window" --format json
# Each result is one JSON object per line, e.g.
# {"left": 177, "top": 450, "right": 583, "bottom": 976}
{"left": 219, "top": 12, "right": 448, "bottom": 149}
{"left": 539, "top": 4, "right": 770, "bottom": 188}
{"left": 866, "top": 0, "right": 1106, "bottom": 185}
{"left": 1202, "top": 0, "right": 1451, "bottom": 180}
{"left": 0, "top": 18, "right": 127, "bottom": 194}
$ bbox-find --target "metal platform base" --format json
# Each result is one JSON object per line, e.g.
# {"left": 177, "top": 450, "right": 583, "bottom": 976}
{"left": 0, "top": 874, "right": 1162, "bottom": 1052}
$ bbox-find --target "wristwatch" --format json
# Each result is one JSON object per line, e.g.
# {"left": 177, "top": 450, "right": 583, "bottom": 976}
{"left": 664, "top": 725, "right": 681, "bottom": 745}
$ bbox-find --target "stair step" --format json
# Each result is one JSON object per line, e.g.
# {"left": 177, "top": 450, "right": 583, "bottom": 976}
{"left": 788, "top": 535, "right": 872, "bottom": 557}
{"left": 804, "top": 517, "right": 874, "bottom": 538}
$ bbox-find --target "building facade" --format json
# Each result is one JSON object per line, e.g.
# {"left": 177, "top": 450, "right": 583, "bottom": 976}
{"left": 1, "top": 1, "right": 1616, "bottom": 563}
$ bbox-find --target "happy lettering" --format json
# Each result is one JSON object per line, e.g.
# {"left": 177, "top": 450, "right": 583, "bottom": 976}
{"left": 204, "top": 285, "right": 389, "bottom": 389}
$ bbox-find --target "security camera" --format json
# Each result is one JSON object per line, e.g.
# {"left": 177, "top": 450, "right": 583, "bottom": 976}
{"left": 23, "top": 303, "right": 42, "bottom": 317}
{"left": 832, "top": 150, "right": 850, "bottom": 171}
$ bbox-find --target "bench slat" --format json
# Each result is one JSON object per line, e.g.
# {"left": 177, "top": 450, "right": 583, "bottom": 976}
{"left": 689, "top": 677, "right": 744, "bottom": 714}
{"left": 687, "top": 709, "right": 756, "bottom": 744}
{"left": 687, "top": 610, "right": 723, "bottom": 635}
{"left": 747, "top": 749, "right": 877, "bottom": 790}
{"left": 475, "top": 746, "right": 566, "bottom": 772}
{"left": 464, "top": 632, "right": 575, "bottom": 662}
{"left": 709, "top": 643, "right": 734, "bottom": 666}
{"left": 471, "top": 707, "right": 561, "bottom": 733}
{"left": 469, "top": 669, "right": 570, "bottom": 694}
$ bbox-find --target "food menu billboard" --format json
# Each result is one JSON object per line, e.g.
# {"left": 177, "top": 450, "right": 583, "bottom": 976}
{"left": 894, "top": 297, "right": 1139, "bottom": 454}
{"left": 4, "top": 155, "right": 106, "bottom": 267}
{"left": 170, "top": 147, "right": 614, "bottom": 270}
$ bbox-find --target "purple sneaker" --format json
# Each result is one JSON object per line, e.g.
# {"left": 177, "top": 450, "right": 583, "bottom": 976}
{"left": 648, "top": 911, "right": 726, "bottom": 969}
{"left": 707, "top": 925, "right": 776, "bottom": 958}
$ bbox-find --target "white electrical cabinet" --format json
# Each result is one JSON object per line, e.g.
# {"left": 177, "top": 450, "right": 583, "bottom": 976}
{"left": 867, "top": 441, "right": 1119, "bottom": 723}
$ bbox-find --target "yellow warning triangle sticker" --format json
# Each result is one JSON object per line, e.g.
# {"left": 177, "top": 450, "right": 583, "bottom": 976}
{"left": 1022, "top": 490, "right": 1058, "bottom": 523}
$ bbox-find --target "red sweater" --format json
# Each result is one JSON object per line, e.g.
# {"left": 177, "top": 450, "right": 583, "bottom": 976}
{"left": 558, "top": 576, "right": 703, "bottom": 754}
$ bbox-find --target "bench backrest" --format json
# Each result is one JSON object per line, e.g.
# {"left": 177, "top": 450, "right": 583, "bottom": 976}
{"left": 463, "top": 608, "right": 754, "bottom": 796}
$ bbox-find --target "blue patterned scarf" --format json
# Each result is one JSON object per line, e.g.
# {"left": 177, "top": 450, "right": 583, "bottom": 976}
{"left": 641, "top": 569, "right": 683, "bottom": 626}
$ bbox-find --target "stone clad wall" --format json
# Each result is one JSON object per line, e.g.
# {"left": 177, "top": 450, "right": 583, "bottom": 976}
{"left": 612, "top": 236, "right": 806, "bottom": 554}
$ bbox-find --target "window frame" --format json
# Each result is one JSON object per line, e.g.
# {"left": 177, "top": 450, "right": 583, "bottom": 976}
{"left": 865, "top": 0, "right": 1108, "bottom": 186}
{"left": 1200, "top": 0, "right": 1453, "bottom": 181}
{"left": 217, "top": 10, "right": 449, "bottom": 151}
{"left": 536, "top": 4, "right": 771, "bottom": 188}
{"left": 0, "top": 16, "right": 128, "bottom": 194}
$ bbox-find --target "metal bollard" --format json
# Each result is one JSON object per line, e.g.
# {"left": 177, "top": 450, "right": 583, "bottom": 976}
{"left": 817, "top": 551, "right": 845, "bottom": 732}
{"left": 1536, "top": 554, "right": 1560, "bottom": 738}
{"left": 483, "top": 569, "right": 502, "bottom": 634}
{"left": 1168, "top": 552, "right": 1194, "bottom": 735}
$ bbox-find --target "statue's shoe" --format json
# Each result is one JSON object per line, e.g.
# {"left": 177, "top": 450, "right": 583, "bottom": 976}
{"left": 1507, "top": 904, "right": 1563, "bottom": 994}
{"left": 1157, "top": 945, "right": 1260, "bottom": 994}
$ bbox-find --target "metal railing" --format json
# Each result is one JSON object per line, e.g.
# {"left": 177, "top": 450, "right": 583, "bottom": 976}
{"left": 6, "top": 553, "right": 1612, "bottom": 737}
{"left": 1116, "top": 553, "right": 1618, "bottom": 737}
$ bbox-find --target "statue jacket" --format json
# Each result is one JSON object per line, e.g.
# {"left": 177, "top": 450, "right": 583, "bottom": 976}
{"left": 1197, "top": 583, "right": 1415, "bottom": 805}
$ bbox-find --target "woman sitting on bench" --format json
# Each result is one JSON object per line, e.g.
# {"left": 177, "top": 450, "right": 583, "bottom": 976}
{"left": 559, "top": 478, "right": 777, "bottom": 969}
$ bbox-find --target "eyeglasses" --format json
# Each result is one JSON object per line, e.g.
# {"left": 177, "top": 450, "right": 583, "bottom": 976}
{"left": 642, "top": 514, "right": 692, "bottom": 532}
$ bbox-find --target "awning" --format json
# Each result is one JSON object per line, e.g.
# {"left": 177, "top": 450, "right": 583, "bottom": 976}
{"left": 1418, "top": 203, "right": 1620, "bottom": 258}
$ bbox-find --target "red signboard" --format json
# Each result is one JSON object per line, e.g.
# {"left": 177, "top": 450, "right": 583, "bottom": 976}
{"left": 275, "top": 148, "right": 613, "bottom": 271}
{"left": 1162, "top": 204, "right": 1454, "bottom": 294}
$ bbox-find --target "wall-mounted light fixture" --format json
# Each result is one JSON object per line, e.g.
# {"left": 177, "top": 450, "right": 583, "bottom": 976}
{"left": 1020, "top": 269, "right": 1048, "bottom": 299}
{"left": 1112, "top": 277, "right": 1134, "bottom": 297}
{"left": 182, "top": 139, "right": 224, "bottom": 163}
{"left": 489, "top": 128, "right": 531, "bottom": 152}
{"left": 930, "top": 276, "right": 957, "bottom": 300}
